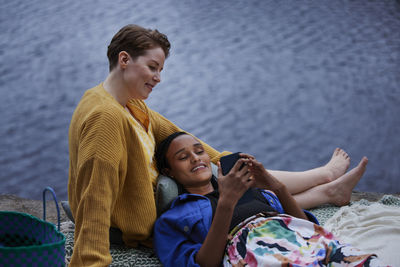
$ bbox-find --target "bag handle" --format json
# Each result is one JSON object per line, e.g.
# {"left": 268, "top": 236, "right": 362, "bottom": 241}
{"left": 42, "top": 186, "right": 61, "bottom": 231}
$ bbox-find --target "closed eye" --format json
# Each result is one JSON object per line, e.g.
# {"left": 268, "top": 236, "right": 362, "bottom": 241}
{"left": 178, "top": 155, "right": 188, "bottom": 160}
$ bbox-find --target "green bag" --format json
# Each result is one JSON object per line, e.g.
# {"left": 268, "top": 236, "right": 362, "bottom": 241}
{"left": 0, "top": 187, "right": 66, "bottom": 266}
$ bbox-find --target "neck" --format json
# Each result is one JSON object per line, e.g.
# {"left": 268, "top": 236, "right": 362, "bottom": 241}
{"left": 103, "top": 70, "right": 129, "bottom": 107}
{"left": 185, "top": 181, "right": 214, "bottom": 195}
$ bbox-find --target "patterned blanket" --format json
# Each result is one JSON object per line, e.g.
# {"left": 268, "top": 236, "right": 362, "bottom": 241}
{"left": 62, "top": 195, "right": 400, "bottom": 266}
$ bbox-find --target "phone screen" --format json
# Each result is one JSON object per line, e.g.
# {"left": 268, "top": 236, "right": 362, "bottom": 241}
{"left": 220, "top": 152, "right": 241, "bottom": 175}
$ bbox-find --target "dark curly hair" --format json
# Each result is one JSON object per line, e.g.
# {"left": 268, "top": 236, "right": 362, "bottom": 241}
{"left": 107, "top": 24, "right": 171, "bottom": 71}
{"left": 155, "top": 132, "right": 188, "bottom": 175}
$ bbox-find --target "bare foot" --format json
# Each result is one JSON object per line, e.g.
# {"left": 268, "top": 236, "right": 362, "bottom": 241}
{"left": 327, "top": 157, "right": 368, "bottom": 206}
{"left": 324, "top": 148, "right": 351, "bottom": 182}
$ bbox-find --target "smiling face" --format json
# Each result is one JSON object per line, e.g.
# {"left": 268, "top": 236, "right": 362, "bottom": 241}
{"left": 164, "top": 134, "right": 213, "bottom": 190}
{"left": 121, "top": 47, "right": 165, "bottom": 100}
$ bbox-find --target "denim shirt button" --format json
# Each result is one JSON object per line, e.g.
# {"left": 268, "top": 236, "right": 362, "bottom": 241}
{"left": 183, "top": 226, "right": 189, "bottom": 232}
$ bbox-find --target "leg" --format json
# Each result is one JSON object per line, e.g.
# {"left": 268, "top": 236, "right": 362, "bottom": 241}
{"left": 269, "top": 148, "right": 350, "bottom": 194}
{"left": 293, "top": 157, "right": 368, "bottom": 209}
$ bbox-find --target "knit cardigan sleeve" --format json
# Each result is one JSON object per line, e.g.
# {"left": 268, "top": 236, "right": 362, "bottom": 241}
{"left": 147, "top": 105, "right": 231, "bottom": 163}
{"left": 69, "top": 105, "right": 127, "bottom": 266}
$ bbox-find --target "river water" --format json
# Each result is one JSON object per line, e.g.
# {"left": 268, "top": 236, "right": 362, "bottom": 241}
{"left": 1, "top": 0, "right": 399, "bottom": 200}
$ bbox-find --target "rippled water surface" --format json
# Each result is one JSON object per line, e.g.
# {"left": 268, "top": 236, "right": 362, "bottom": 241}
{"left": 1, "top": 0, "right": 399, "bottom": 200}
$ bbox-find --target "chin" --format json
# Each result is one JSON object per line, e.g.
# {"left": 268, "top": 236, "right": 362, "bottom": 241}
{"left": 198, "top": 171, "right": 213, "bottom": 181}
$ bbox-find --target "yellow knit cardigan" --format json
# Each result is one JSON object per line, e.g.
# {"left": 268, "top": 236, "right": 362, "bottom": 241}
{"left": 68, "top": 84, "right": 228, "bottom": 266}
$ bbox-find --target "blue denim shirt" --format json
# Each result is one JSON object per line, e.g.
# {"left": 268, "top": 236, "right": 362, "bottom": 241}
{"left": 153, "top": 190, "right": 318, "bottom": 267}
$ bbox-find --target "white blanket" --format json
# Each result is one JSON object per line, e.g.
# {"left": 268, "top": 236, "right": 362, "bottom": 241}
{"left": 324, "top": 202, "right": 400, "bottom": 266}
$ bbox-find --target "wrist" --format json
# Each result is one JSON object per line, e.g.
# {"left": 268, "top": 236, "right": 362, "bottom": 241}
{"left": 217, "top": 196, "right": 236, "bottom": 211}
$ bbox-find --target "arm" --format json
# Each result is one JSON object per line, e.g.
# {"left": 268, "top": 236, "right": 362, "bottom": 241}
{"left": 154, "top": 207, "right": 204, "bottom": 267}
{"left": 195, "top": 198, "right": 235, "bottom": 267}
{"left": 247, "top": 157, "right": 308, "bottom": 220}
{"left": 71, "top": 159, "right": 120, "bottom": 266}
{"left": 195, "top": 160, "right": 252, "bottom": 267}
{"left": 69, "top": 109, "right": 124, "bottom": 266}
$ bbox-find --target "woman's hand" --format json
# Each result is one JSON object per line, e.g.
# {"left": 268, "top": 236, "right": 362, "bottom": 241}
{"left": 217, "top": 159, "right": 254, "bottom": 207}
{"left": 245, "top": 157, "right": 285, "bottom": 191}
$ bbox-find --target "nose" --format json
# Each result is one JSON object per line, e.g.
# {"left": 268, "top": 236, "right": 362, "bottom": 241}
{"left": 190, "top": 153, "right": 200, "bottom": 163}
{"left": 153, "top": 72, "right": 161, "bottom": 83}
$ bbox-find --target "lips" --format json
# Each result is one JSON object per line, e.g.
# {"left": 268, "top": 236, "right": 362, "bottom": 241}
{"left": 191, "top": 163, "right": 207, "bottom": 172}
{"left": 145, "top": 83, "right": 154, "bottom": 90}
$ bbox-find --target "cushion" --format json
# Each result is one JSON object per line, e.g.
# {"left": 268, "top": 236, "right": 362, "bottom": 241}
{"left": 155, "top": 163, "right": 218, "bottom": 216}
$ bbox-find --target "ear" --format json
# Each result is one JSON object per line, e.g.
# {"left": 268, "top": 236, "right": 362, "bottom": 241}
{"left": 118, "top": 51, "right": 130, "bottom": 69}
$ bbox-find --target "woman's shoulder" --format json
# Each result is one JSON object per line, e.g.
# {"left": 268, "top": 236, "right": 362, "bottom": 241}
{"left": 159, "top": 194, "right": 211, "bottom": 220}
{"left": 156, "top": 194, "right": 213, "bottom": 236}
{"left": 75, "top": 85, "right": 126, "bottom": 120}
{"left": 84, "top": 84, "right": 120, "bottom": 107}
{"left": 70, "top": 89, "right": 130, "bottom": 138}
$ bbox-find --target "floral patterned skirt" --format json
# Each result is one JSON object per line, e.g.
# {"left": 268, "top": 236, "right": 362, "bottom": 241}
{"left": 223, "top": 213, "right": 387, "bottom": 267}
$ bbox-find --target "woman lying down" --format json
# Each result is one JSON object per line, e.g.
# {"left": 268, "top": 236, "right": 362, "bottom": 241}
{"left": 153, "top": 132, "right": 388, "bottom": 267}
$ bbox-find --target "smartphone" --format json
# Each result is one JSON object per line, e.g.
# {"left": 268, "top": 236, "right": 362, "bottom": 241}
{"left": 220, "top": 152, "right": 243, "bottom": 176}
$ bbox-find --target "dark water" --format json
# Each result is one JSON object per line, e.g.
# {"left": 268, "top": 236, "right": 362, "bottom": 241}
{"left": 1, "top": 0, "right": 399, "bottom": 200}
